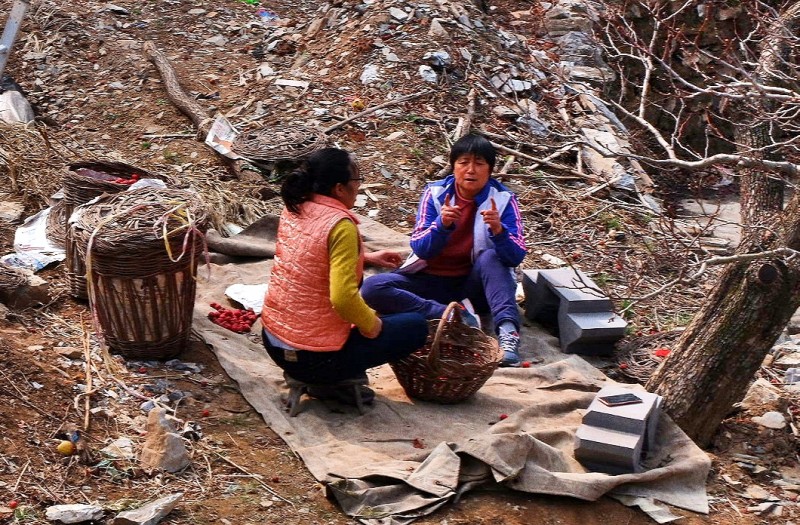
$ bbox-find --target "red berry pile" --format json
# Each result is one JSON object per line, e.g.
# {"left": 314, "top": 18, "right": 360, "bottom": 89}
{"left": 113, "top": 173, "right": 140, "bottom": 185}
{"left": 208, "top": 303, "right": 258, "bottom": 333}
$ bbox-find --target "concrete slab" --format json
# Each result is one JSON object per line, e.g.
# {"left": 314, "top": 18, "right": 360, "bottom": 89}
{"left": 521, "top": 269, "right": 560, "bottom": 324}
{"left": 559, "top": 311, "right": 627, "bottom": 355}
{"left": 575, "top": 424, "right": 644, "bottom": 474}
{"left": 537, "top": 267, "right": 614, "bottom": 313}
{"left": 583, "top": 385, "right": 662, "bottom": 453}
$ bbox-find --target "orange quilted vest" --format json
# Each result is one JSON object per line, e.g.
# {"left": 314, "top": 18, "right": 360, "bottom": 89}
{"left": 262, "top": 194, "right": 363, "bottom": 351}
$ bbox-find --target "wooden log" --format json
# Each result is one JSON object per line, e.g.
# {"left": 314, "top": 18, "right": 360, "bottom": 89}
{"left": 143, "top": 41, "right": 212, "bottom": 138}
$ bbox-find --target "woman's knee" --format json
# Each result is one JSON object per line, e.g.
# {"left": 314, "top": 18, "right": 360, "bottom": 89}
{"left": 360, "top": 273, "right": 392, "bottom": 300}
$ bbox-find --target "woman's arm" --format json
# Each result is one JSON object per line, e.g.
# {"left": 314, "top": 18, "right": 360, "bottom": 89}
{"left": 409, "top": 185, "right": 452, "bottom": 259}
{"left": 491, "top": 193, "right": 527, "bottom": 267}
{"left": 328, "top": 220, "right": 381, "bottom": 337}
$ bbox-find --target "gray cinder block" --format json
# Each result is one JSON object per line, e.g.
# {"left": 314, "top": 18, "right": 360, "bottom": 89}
{"left": 538, "top": 268, "right": 614, "bottom": 313}
{"left": 522, "top": 268, "right": 627, "bottom": 355}
{"left": 575, "top": 424, "right": 645, "bottom": 474}
{"left": 574, "top": 387, "right": 663, "bottom": 475}
{"left": 583, "top": 386, "right": 662, "bottom": 444}
{"left": 522, "top": 269, "right": 560, "bottom": 323}
{"left": 559, "top": 311, "right": 627, "bottom": 355}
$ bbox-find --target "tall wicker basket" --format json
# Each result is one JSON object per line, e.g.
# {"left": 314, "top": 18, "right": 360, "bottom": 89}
{"left": 71, "top": 188, "right": 208, "bottom": 360}
{"left": 63, "top": 161, "right": 158, "bottom": 299}
{"left": 390, "top": 303, "right": 502, "bottom": 403}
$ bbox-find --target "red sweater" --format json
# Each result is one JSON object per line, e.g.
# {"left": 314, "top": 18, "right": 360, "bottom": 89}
{"left": 423, "top": 193, "right": 476, "bottom": 277}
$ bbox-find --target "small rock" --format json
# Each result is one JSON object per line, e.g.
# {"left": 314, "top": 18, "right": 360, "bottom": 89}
{"left": 740, "top": 378, "right": 786, "bottom": 414}
{"left": 55, "top": 347, "right": 84, "bottom": 359}
{"left": 105, "top": 4, "right": 129, "bottom": 15}
{"left": 389, "top": 7, "right": 407, "bottom": 21}
{"left": 45, "top": 504, "right": 104, "bottom": 524}
{"left": 418, "top": 65, "right": 437, "bottom": 83}
{"left": 112, "top": 492, "right": 183, "bottom": 525}
{"left": 428, "top": 19, "right": 449, "bottom": 39}
{"left": 101, "top": 437, "right": 136, "bottom": 460}
{"left": 744, "top": 484, "right": 772, "bottom": 500}
{"left": 751, "top": 411, "right": 786, "bottom": 430}
{"left": 204, "top": 35, "right": 228, "bottom": 47}
{"left": 384, "top": 131, "right": 405, "bottom": 141}
{"left": 360, "top": 64, "right": 380, "bottom": 85}
{"left": 139, "top": 407, "right": 191, "bottom": 473}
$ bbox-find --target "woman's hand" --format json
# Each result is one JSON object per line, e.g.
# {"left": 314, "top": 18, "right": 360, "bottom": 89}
{"left": 480, "top": 197, "right": 503, "bottom": 236}
{"left": 365, "top": 250, "right": 403, "bottom": 269}
{"left": 440, "top": 193, "right": 463, "bottom": 228}
{"left": 360, "top": 316, "right": 382, "bottom": 339}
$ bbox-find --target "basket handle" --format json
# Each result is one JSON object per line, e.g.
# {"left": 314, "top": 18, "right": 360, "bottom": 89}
{"left": 428, "top": 302, "right": 462, "bottom": 368}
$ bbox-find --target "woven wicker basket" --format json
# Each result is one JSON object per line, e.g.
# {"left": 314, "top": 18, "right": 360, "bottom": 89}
{"left": 71, "top": 188, "right": 208, "bottom": 360}
{"left": 390, "top": 302, "right": 502, "bottom": 403}
{"left": 63, "top": 160, "right": 159, "bottom": 299}
{"left": 231, "top": 125, "right": 326, "bottom": 161}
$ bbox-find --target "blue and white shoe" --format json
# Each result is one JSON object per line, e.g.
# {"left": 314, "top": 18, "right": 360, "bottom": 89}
{"left": 498, "top": 331, "right": 521, "bottom": 367}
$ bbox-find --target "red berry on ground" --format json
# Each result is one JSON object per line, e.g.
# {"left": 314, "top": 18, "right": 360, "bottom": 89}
{"left": 619, "top": 363, "right": 629, "bottom": 369}
{"left": 499, "top": 414, "right": 508, "bottom": 420}
{"left": 9, "top": 500, "right": 18, "bottom": 509}
{"left": 201, "top": 409, "right": 210, "bottom": 417}
{"left": 521, "top": 361, "right": 531, "bottom": 368}
{"left": 138, "top": 366, "right": 147, "bottom": 374}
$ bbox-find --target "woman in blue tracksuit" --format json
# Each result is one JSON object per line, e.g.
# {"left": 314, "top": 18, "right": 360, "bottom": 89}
{"left": 361, "top": 134, "right": 528, "bottom": 366}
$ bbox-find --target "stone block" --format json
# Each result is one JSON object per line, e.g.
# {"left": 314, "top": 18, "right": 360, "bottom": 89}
{"left": 559, "top": 311, "right": 627, "bottom": 355}
{"left": 538, "top": 267, "right": 614, "bottom": 314}
{"left": 575, "top": 424, "right": 644, "bottom": 474}
{"left": 583, "top": 386, "right": 662, "bottom": 453}
{"left": 521, "top": 269, "right": 560, "bottom": 324}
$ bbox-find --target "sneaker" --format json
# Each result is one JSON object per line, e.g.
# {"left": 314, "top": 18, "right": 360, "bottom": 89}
{"left": 456, "top": 299, "right": 481, "bottom": 330}
{"left": 498, "top": 331, "right": 521, "bottom": 367}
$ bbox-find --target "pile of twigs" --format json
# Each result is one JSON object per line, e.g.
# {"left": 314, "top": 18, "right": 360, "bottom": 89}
{"left": 0, "top": 123, "right": 70, "bottom": 208}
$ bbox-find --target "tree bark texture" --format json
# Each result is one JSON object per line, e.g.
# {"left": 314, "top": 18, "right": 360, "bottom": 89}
{"left": 646, "top": 4, "right": 800, "bottom": 447}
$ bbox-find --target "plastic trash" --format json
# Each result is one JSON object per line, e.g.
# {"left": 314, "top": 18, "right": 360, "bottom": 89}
{"left": 256, "top": 8, "right": 279, "bottom": 25}
{"left": 786, "top": 368, "right": 800, "bottom": 384}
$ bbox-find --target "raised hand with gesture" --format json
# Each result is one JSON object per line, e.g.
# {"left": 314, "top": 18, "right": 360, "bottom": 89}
{"left": 479, "top": 197, "right": 503, "bottom": 235}
{"left": 440, "top": 193, "right": 463, "bottom": 228}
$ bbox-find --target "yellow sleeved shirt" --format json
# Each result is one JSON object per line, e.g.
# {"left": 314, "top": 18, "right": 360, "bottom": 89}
{"left": 328, "top": 219, "right": 380, "bottom": 334}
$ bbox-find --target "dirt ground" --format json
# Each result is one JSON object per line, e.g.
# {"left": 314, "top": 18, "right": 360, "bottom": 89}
{"left": 1, "top": 0, "right": 798, "bottom": 523}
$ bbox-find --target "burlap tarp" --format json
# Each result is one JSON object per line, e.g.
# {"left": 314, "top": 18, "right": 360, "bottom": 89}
{"left": 192, "top": 215, "right": 710, "bottom": 524}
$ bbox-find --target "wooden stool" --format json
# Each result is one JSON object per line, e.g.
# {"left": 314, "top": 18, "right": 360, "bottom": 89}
{"left": 283, "top": 372, "right": 370, "bottom": 416}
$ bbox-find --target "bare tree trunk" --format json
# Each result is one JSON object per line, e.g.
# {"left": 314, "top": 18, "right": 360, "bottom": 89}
{"left": 646, "top": 4, "right": 800, "bottom": 447}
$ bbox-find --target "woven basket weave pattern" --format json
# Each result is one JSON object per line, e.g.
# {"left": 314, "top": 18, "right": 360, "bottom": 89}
{"left": 63, "top": 160, "right": 158, "bottom": 299}
{"left": 70, "top": 188, "right": 208, "bottom": 360}
{"left": 390, "top": 303, "right": 502, "bottom": 403}
{"left": 232, "top": 125, "right": 326, "bottom": 161}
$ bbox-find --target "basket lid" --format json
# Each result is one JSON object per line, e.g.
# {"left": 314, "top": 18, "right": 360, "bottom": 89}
{"left": 71, "top": 188, "right": 209, "bottom": 256}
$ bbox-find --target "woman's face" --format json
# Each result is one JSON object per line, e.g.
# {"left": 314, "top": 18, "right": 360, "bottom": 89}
{"left": 334, "top": 163, "right": 362, "bottom": 208}
{"left": 453, "top": 153, "right": 491, "bottom": 200}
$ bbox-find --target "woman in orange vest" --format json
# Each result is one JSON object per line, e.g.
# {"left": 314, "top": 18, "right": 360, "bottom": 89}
{"left": 261, "top": 148, "right": 429, "bottom": 405}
